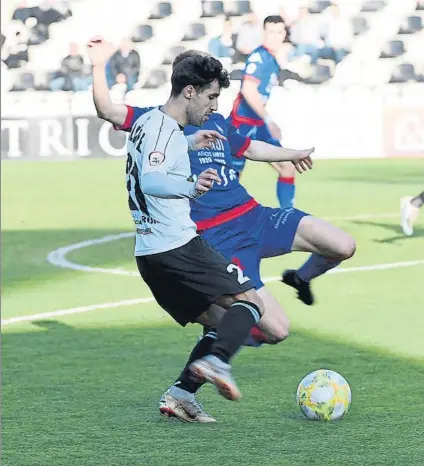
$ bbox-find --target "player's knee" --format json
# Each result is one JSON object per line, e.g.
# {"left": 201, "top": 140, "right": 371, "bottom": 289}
{"left": 337, "top": 236, "right": 356, "bottom": 261}
{"left": 266, "top": 318, "right": 290, "bottom": 344}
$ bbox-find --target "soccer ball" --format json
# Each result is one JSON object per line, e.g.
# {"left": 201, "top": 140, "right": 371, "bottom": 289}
{"left": 296, "top": 369, "right": 351, "bottom": 421}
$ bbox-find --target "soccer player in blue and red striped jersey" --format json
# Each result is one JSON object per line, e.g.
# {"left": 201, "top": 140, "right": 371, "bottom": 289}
{"left": 228, "top": 15, "right": 297, "bottom": 209}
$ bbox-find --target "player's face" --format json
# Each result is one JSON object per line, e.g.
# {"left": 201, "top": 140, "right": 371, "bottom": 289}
{"left": 263, "top": 22, "right": 286, "bottom": 52}
{"left": 187, "top": 80, "right": 220, "bottom": 127}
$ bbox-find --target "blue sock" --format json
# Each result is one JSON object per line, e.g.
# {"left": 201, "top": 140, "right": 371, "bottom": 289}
{"left": 277, "top": 177, "right": 295, "bottom": 209}
{"left": 297, "top": 254, "right": 341, "bottom": 282}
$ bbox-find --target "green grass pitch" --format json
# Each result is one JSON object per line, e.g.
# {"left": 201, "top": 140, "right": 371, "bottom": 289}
{"left": 2, "top": 158, "right": 424, "bottom": 466}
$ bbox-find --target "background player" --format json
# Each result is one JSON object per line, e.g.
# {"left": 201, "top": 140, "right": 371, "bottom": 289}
{"left": 401, "top": 191, "right": 424, "bottom": 236}
{"left": 229, "top": 15, "right": 297, "bottom": 209}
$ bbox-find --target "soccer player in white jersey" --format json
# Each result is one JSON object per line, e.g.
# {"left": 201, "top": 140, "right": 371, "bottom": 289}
{"left": 89, "top": 37, "right": 269, "bottom": 407}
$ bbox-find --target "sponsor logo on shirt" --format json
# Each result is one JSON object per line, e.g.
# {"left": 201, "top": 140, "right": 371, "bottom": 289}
{"left": 249, "top": 52, "right": 263, "bottom": 64}
{"left": 136, "top": 227, "right": 153, "bottom": 235}
{"left": 245, "top": 63, "right": 257, "bottom": 75}
{"left": 149, "top": 151, "right": 165, "bottom": 166}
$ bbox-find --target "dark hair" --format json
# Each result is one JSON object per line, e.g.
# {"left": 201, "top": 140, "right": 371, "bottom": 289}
{"left": 263, "top": 15, "right": 284, "bottom": 27}
{"left": 172, "top": 50, "right": 209, "bottom": 70}
{"left": 171, "top": 55, "right": 230, "bottom": 96}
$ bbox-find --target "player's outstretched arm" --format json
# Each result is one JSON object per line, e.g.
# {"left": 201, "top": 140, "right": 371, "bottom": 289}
{"left": 141, "top": 168, "right": 221, "bottom": 200}
{"left": 245, "top": 141, "right": 314, "bottom": 173}
{"left": 87, "top": 36, "right": 128, "bottom": 127}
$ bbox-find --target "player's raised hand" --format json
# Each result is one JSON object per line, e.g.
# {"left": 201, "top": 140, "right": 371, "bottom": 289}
{"left": 190, "top": 130, "right": 227, "bottom": 150}
{"left": 87, "top": 36, "right": 116, "bottom": 66}
{"left": 194, "top": 168, "right": 221, "bottom": 196}
{"left": 291, "top": 148, "right": 314, "bottom": 173}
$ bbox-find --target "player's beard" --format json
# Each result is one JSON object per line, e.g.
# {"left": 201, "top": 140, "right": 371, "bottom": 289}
{"left": 187, "top": 103, "right": 207, "bottom": 127}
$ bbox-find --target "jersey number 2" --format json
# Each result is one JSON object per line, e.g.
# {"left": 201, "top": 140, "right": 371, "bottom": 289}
{"left": 227, "top": 264, "right": 250, "bottom": 284}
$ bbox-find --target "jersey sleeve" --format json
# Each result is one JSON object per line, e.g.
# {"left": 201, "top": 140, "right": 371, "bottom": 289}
{"left": 141, "top": 121, "right": 183, "bottom": 176}
{"left": 114, "top": 105, "right": 154, "bottom": 132}
{"left": 228, "top": 127, "right": 251, "bottom": 158}
{"left": 242, "top": 51, "right": 266, "bottom": 84}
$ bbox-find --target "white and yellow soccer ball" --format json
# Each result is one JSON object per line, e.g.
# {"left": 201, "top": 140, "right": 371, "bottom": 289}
{"left": 296, "top": 369, "right": 351, "bottom": 421}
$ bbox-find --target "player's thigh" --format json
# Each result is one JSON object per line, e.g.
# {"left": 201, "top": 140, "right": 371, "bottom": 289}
{"left": 136, "top": 255, "right": 211, "bottom": 326}
{"left": 292, "top": 216, "right": 356, "bottom": 259}
{"left": 259, "top": 206, "right": 310, "bottom": 258}
{"left": 256, "top": 286, "right": 290, "bottom": 341}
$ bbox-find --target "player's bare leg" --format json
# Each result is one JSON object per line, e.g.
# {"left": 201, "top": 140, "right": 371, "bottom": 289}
{"left": 251, "top": 287, "right": 290, "bottom": 344}
{"left": 282, "top": 216, "right": 356, "bottom": 305}
{"left": 401, "top": 191, "right": 423, "bottom": 236}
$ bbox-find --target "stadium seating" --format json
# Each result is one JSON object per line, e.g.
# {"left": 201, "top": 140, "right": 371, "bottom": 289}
{"left": 389, "top": 62, "right": 416, "bottom": 83}
{"left": 352, "top": 16, "right": 369, "bottom": 36}
{"left": 143, "top": 68, "right": 167, "bottom": 88}
{"left": 398, "top": 15, "right": 422, "bottom": 34}
{"left": 183, "top": 23, "right": 207, "bottom": 41}
{"left": 2, "top": 0, "right": 424, "bottom": 97}
{"left": 149, "top": 2, "right": 173, "bottom": 20}
{"left": 361, "top": 1, "right": 387, "bottom": 13}
{"left": 132, "top": 25, "right": 154, "bottom": 43}
{"left": 162, "top": 46, "right": 186, "bottom": 65}
{"left": 308, "top": 1, "right": 331, "bottom": 15}
{"left": 380, "top": 40, "right": 405, "bottom": 58}
{"left": 201, "top": 1, "right": 225, "bottom": 18}
{"left": 225, "top": 1, "right": 251, "bottom": 17}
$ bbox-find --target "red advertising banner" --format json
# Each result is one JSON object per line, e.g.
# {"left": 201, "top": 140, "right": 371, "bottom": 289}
{"left": 383, "top": 106, "right": 424, "bottom": 158}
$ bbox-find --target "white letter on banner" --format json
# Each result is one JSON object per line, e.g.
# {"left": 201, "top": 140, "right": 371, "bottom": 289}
{"left": 39, "top": 120, "right": 71, "bottom": 156}
{"left": 2, "top": 120, "right": 28, "bottom": 158}
{"left": 75, "top": 118, "right": 91, "bottom": 157}
{"left": 98, "top": 122, "right": 127, "bottom": 157}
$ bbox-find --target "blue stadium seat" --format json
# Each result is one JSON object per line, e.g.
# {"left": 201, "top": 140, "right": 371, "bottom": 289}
{"left": 361, "top": 1, "right": 386, "bottom": 12}
{"left": 182, "top": 23, "right": 206, "bottom": 41}
{"left": 143, "top": 68, "right": 167, "bottom": 88}
{"left": 398, "top": 16, "right": 422, "bottom": 34}
{"left": 230, "top": 68, "right": 243, "bottom": 80}
{"left": 132, "top": 25, "right": 153, "bottom": 43}
{"left": 308, "top": 1, "right": 331, "bottom": 14}
{"left": 389, "top": 63, "right": 415, "bottom": 83}
{"left": 304, "top": 64, "right": 331, "bottom": 84}
{"left": 352, "top": 16, "right": 369, "bottom": 35}
{"left": 162, "top": 46, "right": 186, "bottom": 65}
{"left": 380, "top": 40, "right": 405, "bottom": 58}
{"left": 226, "top": 1, "right": 251, "bottom": 17}
{"left": 149, "top": 2, "right": 172, "bottom": 20}
{"left": 11, "top": 70, "right": 35, "bottom": 91}
{"left": 202, "top": 1, "right": 224, "bottom": 18}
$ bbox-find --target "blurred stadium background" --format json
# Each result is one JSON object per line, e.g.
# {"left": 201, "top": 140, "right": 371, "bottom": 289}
{"left": 1, "top": 0, "right": 424, "bottom": 158}
{"left": 2, "top": 1, "right": 424, "bottom": 465}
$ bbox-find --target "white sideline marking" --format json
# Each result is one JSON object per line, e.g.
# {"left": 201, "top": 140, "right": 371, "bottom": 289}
{"left": 2, "top": 297, "right": 155, "bottom": 326}
{"left": 4, "top": 210, "right": 419, "bottom": 327}
{"left": 47, "top": 212, "right": 400, "bottom": 276}
{"left": 3, "top": 259, "right": 423, "bottom": 327}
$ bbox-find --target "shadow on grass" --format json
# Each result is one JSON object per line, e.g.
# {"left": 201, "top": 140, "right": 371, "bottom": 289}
{"left": 350, "top": 220, "right": 424, "bottom": 244}
{"left": 3, "top": 322, "right": 424, "bottom": 466}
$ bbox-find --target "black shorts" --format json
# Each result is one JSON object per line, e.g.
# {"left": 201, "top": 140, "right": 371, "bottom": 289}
{"left": 136, "top": 236, "right": 254, "bottom": 326}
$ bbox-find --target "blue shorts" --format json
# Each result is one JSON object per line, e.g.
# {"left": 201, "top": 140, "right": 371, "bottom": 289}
{"left": 201, "top": 205, "right": 309, "bottom": 289}
{"left": 230, "top": 122, "right": 282, "bottom": 174}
